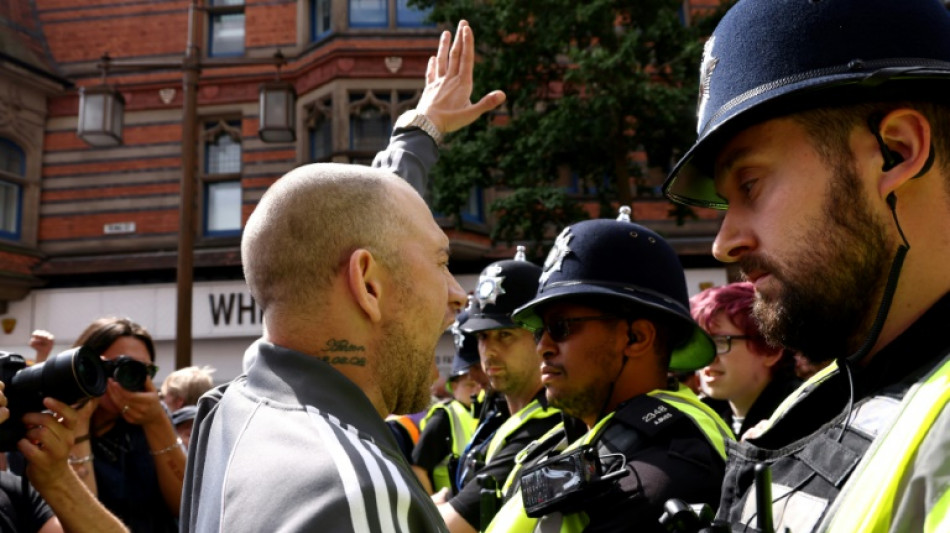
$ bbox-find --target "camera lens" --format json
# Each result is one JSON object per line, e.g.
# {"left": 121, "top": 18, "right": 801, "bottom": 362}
{"left": 8, "top": 346, "right": 108, "bottom": 414}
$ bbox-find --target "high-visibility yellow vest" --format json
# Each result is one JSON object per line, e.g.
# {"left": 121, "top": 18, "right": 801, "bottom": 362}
{"left": 419, "top": 399, "right": 477, "bottom": 492}
{"left": 484, "top": 397, "right": 561, "bottom": 465}
{"left": 819, "top": 353, "right": 950, "bottom": 533}
{"left": 485, "top": 384, "right": 732, "bottom": 533}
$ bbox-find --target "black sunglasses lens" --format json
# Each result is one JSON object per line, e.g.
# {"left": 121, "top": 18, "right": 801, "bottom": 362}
{"left": 548, "top": 320, "right": 568, "bottom": 342}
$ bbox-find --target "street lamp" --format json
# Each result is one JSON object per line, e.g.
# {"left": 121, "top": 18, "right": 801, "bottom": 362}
{"left": 76, "top": 0, "right": 296, "bottom": 370}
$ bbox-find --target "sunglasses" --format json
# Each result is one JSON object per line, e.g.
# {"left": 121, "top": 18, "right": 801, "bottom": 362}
{"left": 534, "top": 315, "right": 620, "bottom": 343}
{"left": 102, "top": 355, "right": 158, "bottom": 392}
{"left": 710, "top": 334, "right": 753, "bottom": 355}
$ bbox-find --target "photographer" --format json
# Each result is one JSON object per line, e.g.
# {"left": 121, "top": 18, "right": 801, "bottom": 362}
{"left": 0, "top": 382, "right": 127, "bottom": 532}
{"left": 70, "top": 317, "right": 182, "bottom": 533}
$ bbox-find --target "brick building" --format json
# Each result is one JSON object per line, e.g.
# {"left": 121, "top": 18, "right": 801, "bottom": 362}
{"left": 0, "top": 0, "right": 725, "bottom": 381}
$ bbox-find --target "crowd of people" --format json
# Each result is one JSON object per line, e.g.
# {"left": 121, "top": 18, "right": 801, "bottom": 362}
{"left": 2, "top": 0, "right": 950, "bottom": 530}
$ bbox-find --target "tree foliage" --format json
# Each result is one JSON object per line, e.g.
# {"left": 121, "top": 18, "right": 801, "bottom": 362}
{"left": 417, "top": 0, "right": 729, "bottom": 253}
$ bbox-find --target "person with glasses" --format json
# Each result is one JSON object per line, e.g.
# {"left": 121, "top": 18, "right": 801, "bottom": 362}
{"left": 483, "top": 211, "right": 733, "bottom": 533}
{"left": 68, "top": 317, "right": 182, "bottom": 533}
{"left": 690, "top": 282, "right": 800, "bottom": 439}
{"left": 437, "top": 251, "right": 578, "bottom": 533}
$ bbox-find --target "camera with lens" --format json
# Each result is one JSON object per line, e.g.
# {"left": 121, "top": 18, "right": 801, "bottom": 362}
{"left": 103, "top": 355, "right": 156, "bottom": 392}
{"left": 0, "top": 347, "right": 108, "bottom": 451}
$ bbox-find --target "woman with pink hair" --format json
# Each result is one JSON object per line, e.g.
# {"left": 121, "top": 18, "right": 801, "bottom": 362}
{"left": 690, "top": 282, "right": 801, "bottom": 439}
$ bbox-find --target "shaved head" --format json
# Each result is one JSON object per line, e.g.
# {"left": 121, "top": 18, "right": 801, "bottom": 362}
{"left": 242, "top": 163, "right": 415, "bottom": 313}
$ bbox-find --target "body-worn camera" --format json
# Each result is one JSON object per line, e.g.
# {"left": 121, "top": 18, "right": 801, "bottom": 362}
{"left": 520, "top": 446, "right": 628, "bottom": 518}
{"left": 0, "top": 347, "right": 108, "bottom": 450}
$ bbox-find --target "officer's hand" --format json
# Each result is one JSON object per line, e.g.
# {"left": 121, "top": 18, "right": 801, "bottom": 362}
{"left": 432, "top": 487, "right": 451, "bottom": 504}
{"left": 416, "top": 20, "right": 505, "bottom": 135}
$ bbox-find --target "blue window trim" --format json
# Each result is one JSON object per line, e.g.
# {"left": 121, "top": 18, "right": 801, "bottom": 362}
{"left": 0, "top": 138, "right": 25, "bottom": 240}
{"left": 460, "top": 186, "right": 485, "bottom": 223}
{"left": 311, "top": 0, "right": 333, "bottom": 42}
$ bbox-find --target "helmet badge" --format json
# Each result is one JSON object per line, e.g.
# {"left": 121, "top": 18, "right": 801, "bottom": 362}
{"left": 476, "top": 265, "right": 506, "bottom": 307}
{"left": 539, "top": 227, "right": 574, "bottom": 287}
{"left": 451, "top": 319, "right": 465, "bottom": 350}
{"left": 697, "top": 36, "right": 719, "bottom": 124}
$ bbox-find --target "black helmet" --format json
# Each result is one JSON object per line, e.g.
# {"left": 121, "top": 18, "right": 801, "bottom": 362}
{"left": 664, "top": 0, "right": 950, "bottom": 209}
{"left": 462, "top": 247, "right": 542, "bottom": 333}
{"left": 450, "top": 305, "right": 479, "bottom": 377}
{"left": 511, "top": 209, "right": 714, "bottom": 372}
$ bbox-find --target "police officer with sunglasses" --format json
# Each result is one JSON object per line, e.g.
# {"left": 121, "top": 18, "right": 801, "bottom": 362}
{"left": 483, "top": 209, "right": 733, "bottom": 533}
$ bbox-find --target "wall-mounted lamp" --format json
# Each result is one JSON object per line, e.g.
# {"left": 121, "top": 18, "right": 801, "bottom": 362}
{"left": 258, "top": 51, "right": 296, "bottom": 143}
{"left": 77, "top": 54, "right": 125, "bottom": 147}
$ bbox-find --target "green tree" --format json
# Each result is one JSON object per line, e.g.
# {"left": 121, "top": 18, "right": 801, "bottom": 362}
{"left": 418, "top": 0, "right": 729, "bottom": 256}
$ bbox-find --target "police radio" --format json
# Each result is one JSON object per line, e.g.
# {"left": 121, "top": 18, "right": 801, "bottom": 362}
{"left": 520, "top": 445, "right": 628, "bottom": 517}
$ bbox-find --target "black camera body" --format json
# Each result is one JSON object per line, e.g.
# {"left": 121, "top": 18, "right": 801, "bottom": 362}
{"left": 0, "top": 347, "right": 108, "bottom": 451}
{"left": 102, "top": 355, "right": 151, "bottom": 392}
{"left": 521, "top": 446, "right": 628, "bottom": 518}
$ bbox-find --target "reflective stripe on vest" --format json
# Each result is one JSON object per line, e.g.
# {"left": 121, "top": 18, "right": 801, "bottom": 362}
{"left": 420, "top": 400, "right": 477, "bottom": 492}
{"left": 486, "top": 384, "right": 730, "bottom": 533}
{"left": 484, "top": 398, "right": 559, "bottom": 465}
{"left": 820, "top": 354, "right": 950, "bottom": 532}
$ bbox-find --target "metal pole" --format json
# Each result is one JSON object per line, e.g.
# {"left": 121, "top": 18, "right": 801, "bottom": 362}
{"left": 175, "top": 0, "right": 202, "bottom": 370}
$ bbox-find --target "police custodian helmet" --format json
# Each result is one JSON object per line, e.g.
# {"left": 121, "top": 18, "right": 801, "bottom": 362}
{"left": 450, "top": 305, "right": 479, "bottom": 378}
{"left": 511, "top": 208, "right": 715, "bottom": 372}
{"left": 462, "top": 247, "right": 543, "bottom": 333}
{"left": 663, "top": 0, "right": 950, "bottom": 209}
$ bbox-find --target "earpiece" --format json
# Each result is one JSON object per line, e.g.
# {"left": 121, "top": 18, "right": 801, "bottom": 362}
{"left": 868, "top": 114, "right": 904, "bottom": 171}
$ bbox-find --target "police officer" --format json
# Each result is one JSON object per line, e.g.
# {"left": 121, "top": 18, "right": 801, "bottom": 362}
{"left": 482, "top": 209, "right": 732, "bottom": 533}
{"left": 411, "top": 310, "right": 482, "bottom": 495}
{"left": 662, "top": 0, "right": 950, "bottom": 530}
{"left": 436, "top": 249, "right": 576, "bottom": 533}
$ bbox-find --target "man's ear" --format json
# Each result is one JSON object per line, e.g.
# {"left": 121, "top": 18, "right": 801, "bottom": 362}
{"left": 873, "top": 108, "right": 933, "bottom": 198}
{"left": 623, "top": 319, "right": 655, "bottom": 358}
{"left": 347, "top": 248, "right": 383, "bottom": 323}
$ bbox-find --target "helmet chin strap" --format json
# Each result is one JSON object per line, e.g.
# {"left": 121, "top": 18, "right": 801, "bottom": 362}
{"left": 843, "top": 192, "right": 909, "bottom": 366}
{"left": 845, "top": 115, "right": 933, "bottom": 365}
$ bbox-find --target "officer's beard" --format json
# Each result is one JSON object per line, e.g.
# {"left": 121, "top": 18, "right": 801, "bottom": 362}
{"left": 742, "top": 159, "right": 892, "bottom": 364}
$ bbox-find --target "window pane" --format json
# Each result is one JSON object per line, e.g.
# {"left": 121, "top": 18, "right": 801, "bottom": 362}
{"left": 312, "top": 0, "right": 332, "bottom": 40}
{"left": 350, "top": 106, "right": 390, "bottom": 152}
{"left": 462, "top": 186, "right": 483, "bottom": 223}
{"left": 206, "top": 181, "right": 242, "bottom": 233}
{"left": 310, "top": 116, "right": 332, "bottom": 161}
{"left": 206, "top": 129, "right": 242, "bottom": 174}
{"left": 210, "top": 12, "right": 245, "bottom": 56}
{"left": 396, "top": 0, "right": 432, "bottom": 27}
{"left": 0, "top": 139, "right": 24, "bottom": 176}
{"left": 350, "top": 0, "right": 387, "bottom": 27}
{"left": 0, "top": 180, "right": 20, "bottom": 236}
{"left": 210, "top": 0, "right": 244, "bottom": 5}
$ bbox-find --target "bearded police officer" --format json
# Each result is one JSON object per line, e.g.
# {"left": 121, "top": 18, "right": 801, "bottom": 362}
{"left": 663, "top": 0, "right": 950, "bottom": 530}
{"left": 484, "top": 209, "right": 733, "bottom": 533}
{"left": 435, "top": 250, "right": 578, "bottom": 533}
